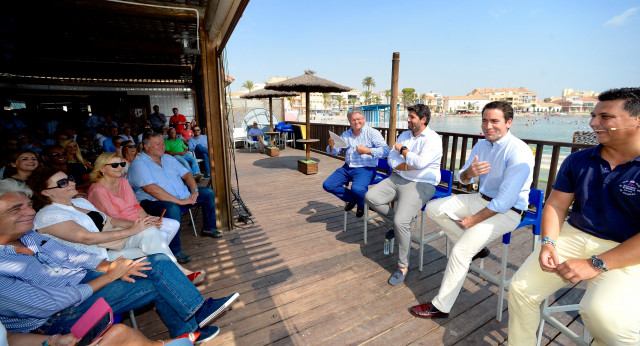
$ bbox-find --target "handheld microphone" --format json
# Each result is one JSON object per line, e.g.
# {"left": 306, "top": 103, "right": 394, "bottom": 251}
{"left": 610, "top": 126, "right": 637, "bottom": 130}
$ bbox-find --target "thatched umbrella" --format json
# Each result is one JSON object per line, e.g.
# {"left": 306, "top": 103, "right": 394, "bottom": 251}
{"left": 241, "top": 89, "right": 298, "bottom": 148}
{"left": 265, "top": 71, "right": 351, "bottom": 162}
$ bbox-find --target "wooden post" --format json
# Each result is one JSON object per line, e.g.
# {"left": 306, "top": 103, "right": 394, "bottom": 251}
{"left": 268, "top": 97, "right": 274, "bottom": 147}
{"left": 388, "top": 52, "right": 400, "bottom": 147}
{"left": 200, "top": 27, "right": 232, "bottom": 231}
{"left": 305, "top": 90, "right": 311, "bottom": 161}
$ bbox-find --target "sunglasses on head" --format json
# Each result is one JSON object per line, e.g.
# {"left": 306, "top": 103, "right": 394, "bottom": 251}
{"left": 45, "top": 175, "right": 75, "bottom": 189}
{"left": 106, "top": 162, "right": 127, "bottom": 168}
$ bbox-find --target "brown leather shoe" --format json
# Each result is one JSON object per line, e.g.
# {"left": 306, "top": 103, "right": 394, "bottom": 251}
{"left": 410, "top": 302, "right": 449, "bottom": 319}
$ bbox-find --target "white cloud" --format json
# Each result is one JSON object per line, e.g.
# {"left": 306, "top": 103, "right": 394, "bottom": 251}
{"left": 604, "top": 7, "right": 638, "bottom": 26}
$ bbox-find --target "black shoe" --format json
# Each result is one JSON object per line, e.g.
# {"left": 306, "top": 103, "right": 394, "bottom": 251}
{"left": 385, "top": 229, "right": 395, "bottom": 240}
{"left": 201, "top": 229, "right": 224, "bottom": 238}
{"left": 472, "top": 247, "right": 490, "bottom": 261}
{"left": 344, "top": 202, "right": 356, "bottom": 212}
{"left": 175, "top": 251, "right": 192, "bottom": 264}
{"left": 356, "top": 208, "right": 364, "bottom": 218}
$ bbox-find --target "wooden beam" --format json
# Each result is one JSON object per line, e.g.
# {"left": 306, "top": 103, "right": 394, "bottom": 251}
{"left": 204, "top": 0, "right": 249, "bottom": 50}
{"left": 388, "top": 52, "right": 400, "bottom": 147}
{"left": 201, "top": 26, "right": 233, "bottom": 231}
{"left": 63, "top": 0, "right": 202, "bottom": 21}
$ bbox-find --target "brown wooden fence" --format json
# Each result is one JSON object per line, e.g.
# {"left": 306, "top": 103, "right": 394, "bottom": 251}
{"left": 288, "top": 121, "right": 594, "bottom": 200}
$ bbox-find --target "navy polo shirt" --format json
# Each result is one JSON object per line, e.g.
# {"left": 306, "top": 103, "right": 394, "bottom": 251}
{"left": 553, "top": 145, "right": 640, "bottom": 243}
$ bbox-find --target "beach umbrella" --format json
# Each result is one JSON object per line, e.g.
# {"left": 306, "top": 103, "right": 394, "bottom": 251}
{"left": 241, "top": 89, "right": 298, "bottom": 147}
{"left": 265, "top": 71, "right": 351, "bottom": 161}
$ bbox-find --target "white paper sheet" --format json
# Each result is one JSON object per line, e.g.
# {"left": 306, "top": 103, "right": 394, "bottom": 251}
{"left": 329, "top": 131, "right": 348, "bottom": 149}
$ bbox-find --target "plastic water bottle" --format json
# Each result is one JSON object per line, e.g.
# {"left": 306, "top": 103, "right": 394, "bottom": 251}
{"left": 384, "top": 239, "right": 390, "bottom": 255}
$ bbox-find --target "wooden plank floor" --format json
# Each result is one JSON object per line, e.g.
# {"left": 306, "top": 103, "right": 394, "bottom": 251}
{"left": 131, "top": 147, "right": 589, "bottom": 345}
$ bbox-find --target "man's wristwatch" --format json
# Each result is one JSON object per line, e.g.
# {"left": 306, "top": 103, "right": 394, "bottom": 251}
{"left": 400, "top": 146, "right": 408, "bottom": 155}
{"left": 192, "top": 188, "right": 199, "bottom": 193}
{"left": 591, "top": 255, "right": 608, "bottom": 272}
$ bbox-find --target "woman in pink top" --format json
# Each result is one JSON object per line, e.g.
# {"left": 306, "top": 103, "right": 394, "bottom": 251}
{"left": 87, "top": 152, "right": 205, "bottom": 284}
{"left": 182, "top": 123, "right": 194, "bottom": 141}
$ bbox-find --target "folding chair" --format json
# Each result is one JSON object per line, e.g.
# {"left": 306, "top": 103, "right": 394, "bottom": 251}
{"left": 180, "top": 205, "right": 199, "bottom": 237}
{"left": 342, "top": 159, "right": 392, "bottom": 244}
{"left": 468, "top": 188, "right": 544, "bottom": 322}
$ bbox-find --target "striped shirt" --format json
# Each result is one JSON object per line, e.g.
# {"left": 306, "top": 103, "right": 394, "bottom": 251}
{"left": 0, "top": 231, "right": 103, "bottom": 333}
{"left": 327, "top": 125, "right": 390, "bottom": 168}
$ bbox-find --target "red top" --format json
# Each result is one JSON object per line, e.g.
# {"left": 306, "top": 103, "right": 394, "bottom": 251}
{"left": 182, "top": 129, "right": 194, "bottom": 141}
{"left": 170, "top": 114, "right": 187, "bottom": 134}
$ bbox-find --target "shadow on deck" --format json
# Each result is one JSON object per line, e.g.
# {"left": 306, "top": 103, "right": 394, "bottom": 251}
{"left": 131, "top": 147, "right": 587, "bottom": 345}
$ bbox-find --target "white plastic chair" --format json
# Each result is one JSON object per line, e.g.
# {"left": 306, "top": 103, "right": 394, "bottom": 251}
{"left": 233, "top": 127, "right": 247, "bottom": 148}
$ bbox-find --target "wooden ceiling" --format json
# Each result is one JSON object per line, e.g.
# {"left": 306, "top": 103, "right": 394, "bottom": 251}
{"left": 0, "top": 0, "right": 225, "bottom": 85}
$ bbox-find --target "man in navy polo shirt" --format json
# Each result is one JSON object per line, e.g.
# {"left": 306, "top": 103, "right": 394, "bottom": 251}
{"left": 509, "top": 87, "right": 640, "bottom": 345}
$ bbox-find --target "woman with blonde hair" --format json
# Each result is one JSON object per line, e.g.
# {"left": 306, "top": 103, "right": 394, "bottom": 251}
{"left": 31, "top": 167, "right": 204, "bottom": 285}
{"left": 87, "top": 153, "right": 205, "bottom": 283}
{"left": 61, "top": 138, "right": 93, "bottom": 170}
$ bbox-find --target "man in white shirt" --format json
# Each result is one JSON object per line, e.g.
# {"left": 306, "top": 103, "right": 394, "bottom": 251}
{"left": 410, "top": 101, "right": 534, "bottom": 319}
{"left": 365, "top": 104, "right": 443, "bottom": 285}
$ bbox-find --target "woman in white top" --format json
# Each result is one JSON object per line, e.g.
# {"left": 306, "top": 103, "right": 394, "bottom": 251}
{"left": 30, "top": 167, "right": 204, "bottom": 284}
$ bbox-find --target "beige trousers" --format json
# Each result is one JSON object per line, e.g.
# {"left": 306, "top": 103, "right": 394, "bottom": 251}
{"left": 509, "top": 223, "right": 640, "bottom": 345}
{"left": 426, "top": 193, "right": 521, "bottom": 313}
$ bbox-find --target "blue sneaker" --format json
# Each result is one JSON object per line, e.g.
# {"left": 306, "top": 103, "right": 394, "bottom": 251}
{"left": 194, "top": 325, "right": 220, "bottom": 344}
{"left": 196, "top": 293, "right": 240, "bottom": 328}
{"left": 388, "top": 269, "right": 408, "bottom": 285}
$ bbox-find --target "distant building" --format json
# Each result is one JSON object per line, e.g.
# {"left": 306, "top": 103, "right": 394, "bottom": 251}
{"left": 558, "top": 97, "right": 597, "bottom": 113}
{"left": 562, "top": 89, "right": 599, "bottom": 98}
{"left": 519, "top": 100, "right": 562, "bottom": 113}
{"left": 467, "top": 87, "right": 537, "bottom": 106}
{"left": 443, "top": 95, "right": 491, "bottom": 113}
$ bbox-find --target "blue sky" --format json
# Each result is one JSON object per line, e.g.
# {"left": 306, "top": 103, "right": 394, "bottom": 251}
{"left": 225, "top": 0, "right": 639, "bottom": 99}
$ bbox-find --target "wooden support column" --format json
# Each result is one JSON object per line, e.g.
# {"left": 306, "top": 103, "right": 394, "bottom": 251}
{"left": 201, "top": 27, "right": 233, "bottom": 231}
{"left": 388, "top": 52, "right": 400, "bottom": 147}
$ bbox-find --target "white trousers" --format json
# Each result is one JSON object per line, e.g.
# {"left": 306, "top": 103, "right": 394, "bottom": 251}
{"left": 426, "top": 193, "right": 520, "bottom": 313}
{"left": 509, "top": 223, "right": 640, "bottom": 346}
{"left": 107, "top": 226, "right": 178, "bottom": 264}
{"left": 156, "top": 218, "right": 180, "bottom": 244}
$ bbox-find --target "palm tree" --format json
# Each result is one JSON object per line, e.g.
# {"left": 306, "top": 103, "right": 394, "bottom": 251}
{"left": 373, "top": 95, "right": 382, "bottom": 104}
{"left": 349, "top": 97, "right": 358, "bottom": 108}
{"left": 361, "top": 90, "right": 372, "bottom": 105}
{"left": 362, "top": 76, "right": 376, "bottom": 92}
{"left": 241, "top": 80, "right": 255, "bottom": 92}
{"left": 419, "top": 93, "right": 426, "bottom": 105}
{"left": 322, "top": 93, "right": 332, "bottom": 114}
{"left": 401, "top": 88, "right": 416, "bottom": 110}
{"left": 335, "top": 95, "right": 345, "bottom": 111}
{"left": 384, "top": 90, "right": 391, "bottom": 104}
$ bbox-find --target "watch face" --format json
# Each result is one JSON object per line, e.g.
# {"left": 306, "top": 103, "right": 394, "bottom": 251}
{"left": 592, "top": 256, "right": 605, "bottom": 269}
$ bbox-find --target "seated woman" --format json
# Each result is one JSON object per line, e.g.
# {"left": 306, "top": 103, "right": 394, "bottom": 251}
{"left": 120, "top": 139, "right": 139, "bottom": 177}
{"left": 61, "top": 138, "right": 94, "bottom": 171}
{"left": 3, "top": 149, "right": 40, "bottom": 183}
{"left": 30, "top": 167, "right": 204, "bottom": 284}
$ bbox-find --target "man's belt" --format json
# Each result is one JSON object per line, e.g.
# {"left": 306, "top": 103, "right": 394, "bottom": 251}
{"left": 480, "top": 193, "right": 525, "bottom": 216}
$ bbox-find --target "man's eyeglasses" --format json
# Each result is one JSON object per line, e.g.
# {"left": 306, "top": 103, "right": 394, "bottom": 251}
{"left": 44, "top": 175, "right": 75, "bottom": 189}
{"left": 125, "top": 145, "right": 136, "bottom": 149}
{"left": 105, "top": 162, "right": 127, "bottom": 168}
{"left": 194, "top": 129, "right": 201, "bottom": 132}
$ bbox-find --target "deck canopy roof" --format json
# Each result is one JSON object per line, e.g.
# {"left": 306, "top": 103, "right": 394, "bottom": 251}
{"left": 0, "top": 0, "right": 246, "bottom": 86}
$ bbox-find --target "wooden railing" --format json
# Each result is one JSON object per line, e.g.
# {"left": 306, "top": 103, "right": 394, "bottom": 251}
{"left": 288, "top": 121, "right": 594, "bottom": 200}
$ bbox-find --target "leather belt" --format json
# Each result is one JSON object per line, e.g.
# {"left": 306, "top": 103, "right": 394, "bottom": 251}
{"left": 480, "top": 193, "right": 525, "bottom": 216}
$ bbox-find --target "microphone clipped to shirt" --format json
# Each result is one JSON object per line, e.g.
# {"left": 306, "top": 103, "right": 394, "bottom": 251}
{"left": 609, "top": 126, "right": 638, "bottom": 131}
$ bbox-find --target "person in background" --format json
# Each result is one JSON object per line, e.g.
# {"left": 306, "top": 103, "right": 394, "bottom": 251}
{"left": 323, "top": 108, "right": 389, "bottom": 218}
{"left": 187, "top": 126, "right": 211, "bottom": 179}
{"left": 150, "top": 105, "right": 167, "bottom": 132}
{"left": 508, "top": 88, "right": 640, "bottom": 345}
{"left": 365, "top": 104, "right": 442, "bottom": 286}
{"left": 165, "top": 128, "right": 203, "bottom": 182}
{"left": 61, "top": 139, "right": 94, "bottom": 171}
{"left": 3, "top": 149, "right": 40, "bottom": 183}
{"left": 119, "top": 125, "right": 136, "bottom": 145}
{"left": 102, "top": 126, "right": 120, "bottom": 153}
{"left": 248, "top": 122, "right": 265, "bottom": 153}
{"left": 44, "top": 145, "right": 91, "bottom": 193}
{"left": 182, "top": 123, "right": 194, "bottom": 141}
{"left": 169, "top": 108, "right": 188, "bottom": 136}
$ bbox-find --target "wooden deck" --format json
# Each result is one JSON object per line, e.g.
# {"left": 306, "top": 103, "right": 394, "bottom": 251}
{"left": 132, "top": 147, "right": 589, "bottom": 345}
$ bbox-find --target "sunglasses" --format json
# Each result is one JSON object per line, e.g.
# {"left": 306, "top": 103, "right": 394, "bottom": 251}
{"left": 125, "top": 144, "right": 136, "bottom": 149}
{"left": 49, "top": 152, "right": 63, "bottom": 157}
{"left": 105, "top": 162, "right": 127, "bottom": 168}
{"left": 45, "top": 175, "right": 75, "bottom": 189}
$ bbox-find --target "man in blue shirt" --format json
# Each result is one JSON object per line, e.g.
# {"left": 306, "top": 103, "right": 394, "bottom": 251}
{"left": 128, "top": 133, "right": 222, "bottom": 259}
{"left": 324, "top": 108, "right": 390, "bottom": 218}
{"left": 410, "top": 101, "right": 534, "bottom": 317}
{"left": 0, "top": 179, "right": 237, "bottom": 342}
{"left": 150, "top": 105, "right": 167, "bottom": 132}
{"left": 188, "top": 126, "right": 211, "bottom": 178}
{"left": 509, "top": 88, "right": 640, "bottom": 345}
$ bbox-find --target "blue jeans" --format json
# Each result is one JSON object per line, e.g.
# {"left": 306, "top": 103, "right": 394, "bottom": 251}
{"left": 323, "top": 164, "right": 377, "bottom": 209}
{"left": 39, "top": 254, "right": 204, "bottom": 338}
{"left": 141, "top": 187, "right": 217, "bottom": 233}
{"left": 174, "top": 154, "right": 201, "bottom": 175}
{"left": 193, "top": 144, "right": 210, "bottom": 176}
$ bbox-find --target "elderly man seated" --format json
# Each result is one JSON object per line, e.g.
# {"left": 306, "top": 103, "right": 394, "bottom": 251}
{"left": 0, "top": 179, "right": 238, "bottom": 344}
{"left": 128, "top": 133, "right": 222, "bottom": 254}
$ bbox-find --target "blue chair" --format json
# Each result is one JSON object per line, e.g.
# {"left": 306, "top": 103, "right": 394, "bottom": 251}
{"left": 342, "top": 159, "right": 392, "bottom": 243}
{"left": 390, "top": 169, "right": 455, "bottom": 271}
{"left": 275, "top": 122, "right": 295, "bottom": 149}
{"left": 469, "top": 188, "right": 544, "bottom": 322}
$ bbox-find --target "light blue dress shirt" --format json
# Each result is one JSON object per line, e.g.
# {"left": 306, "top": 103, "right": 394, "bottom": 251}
{"left": 326, "top": 125, "right": 390, "bottom": 168}
{"left": 188, "top": 135, "right": 208, "bottom": 151}
{"left": 456, "top": 131, "right": 534, "bottom": 213}
{"left": 388, "top": 126, "right": 442, "bottom": 184}
{"left": 0, "top": 231, "right": 103, "bottom": 333}
{"left": 127, "top": 152, "right": 190, "bottom": 201}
